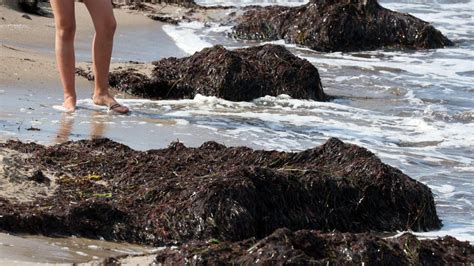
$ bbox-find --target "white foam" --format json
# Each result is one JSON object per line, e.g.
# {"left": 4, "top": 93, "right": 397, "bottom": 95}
{"left": 417, "top": 222, "right": 474, "bottom": 244}
{"left": 203, "top": 24, "right": 233, "bottom": 34}
{"left": 382, "top": 0, "right": 474, "bottom": 38}
{"left": 300, "top": 49, "right": 474, "bottom": 86}
{"left": 52, "top": 105, "right": 73, "bottom": 113}
{"left": 433, "top": 184, "right": 456, "bottom": 194}
{"left": 162, "top": 22, "right": 213, "bottom": 55}
{"left": 455, "top": 166, "right": 474, "bottom": 172}
{"left": 119, "top": 94, "right": 473, "bottom": 150}
{"left": 75, "top": 251, "right": 88, "bottom": 256}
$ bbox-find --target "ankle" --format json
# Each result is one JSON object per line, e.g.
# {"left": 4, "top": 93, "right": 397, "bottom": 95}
{"left": 94, "top": 87, "right": 111, "bottom": 96}
{"left": 64, "top": 94, "right": 76, "bottom": 100}
{"left": 94, "top": 92, "right": 111, "bottom": 98}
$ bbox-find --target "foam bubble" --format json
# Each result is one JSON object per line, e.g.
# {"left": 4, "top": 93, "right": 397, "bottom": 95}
{"left": 434, "top": 184, "right": 456, "bottom": 194}
{"left": 52, "top": 105, "right": 73, "bottom": 113}
{"left": 162, "top": 22, "right": 213, "bottom": 55}
{"left": 391, "top": 225, "right": 474, "bottom": 244}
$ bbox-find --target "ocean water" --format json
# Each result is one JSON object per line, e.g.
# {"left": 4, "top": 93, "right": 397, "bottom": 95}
{"left": 0, "top": 0, "right": 472, "bottom": 257}
{"left": 161, "top": 0, "right": 474, "bottom": 243}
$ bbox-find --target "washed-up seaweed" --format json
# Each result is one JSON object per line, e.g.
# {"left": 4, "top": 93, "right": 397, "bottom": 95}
{"left": 76, "top": 44, "right": 327, "bottom": 102}
{"left": 0, "top": 137, "right": 440, "bottom": 246}
{"left": 154, "top": 228, "right": 474, "bottom": 265}
{"left": 232, "top": 0, "right": 454, "bottom": 52}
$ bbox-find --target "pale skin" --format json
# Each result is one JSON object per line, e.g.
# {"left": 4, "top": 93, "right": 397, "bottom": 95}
{"left": 50, "top": 0, "right": 129, "bottom": 113}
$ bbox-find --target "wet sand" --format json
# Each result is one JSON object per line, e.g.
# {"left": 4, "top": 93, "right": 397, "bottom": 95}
{"left": 0, "top": 2, "right": 192, "bottom": 264}
{"left": 0, "top": 2, "right": 224, "bottom": 151}
{"left": 0, "top": 232, "right": 160, "bottom": 265}
{"left": 0, "top": 1, "right": 254, "bottom": 152}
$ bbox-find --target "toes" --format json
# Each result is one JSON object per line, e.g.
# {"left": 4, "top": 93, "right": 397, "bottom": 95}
{"left": 92, "top": 95, "right": 129, "bottom": 113}
{"left": 116, "top": 107, "right": 129, "bottom": 114}
{"left": 108, "top": 105, "right": 129, "bottom": 114}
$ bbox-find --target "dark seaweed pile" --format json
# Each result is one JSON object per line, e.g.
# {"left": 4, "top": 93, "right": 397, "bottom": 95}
{"left": 0, "top": 137, "right": 439, "bottom": 246}
{"left": 105, "top": 44, "right": 327, "bottom": 101}
{"left": 155, "top": 228, "right": 474, "bottom": 265}
{"left": 14, "top": 0, "right": 50, "bottom": 16}
{"left": 232, "top": 0, "right": 454, "bottom": 52}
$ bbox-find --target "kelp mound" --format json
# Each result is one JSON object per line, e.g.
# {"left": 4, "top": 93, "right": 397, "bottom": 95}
{"left": 232, "top": 0, "right": 454, "bottom": 52}
{"left": 155, "top": 228, "right": 474, "bottom": 265}
{"left": 122, "top": 0, "right": 196, "bottom": 8}
{"left": 0, "top": 138, "right": 440, "bottom": 246}
{"left": 106, "top": 44, "right": 327, "bottom": 101}
{"left": 3, "top": 0, "right": 51, "bottom": 16}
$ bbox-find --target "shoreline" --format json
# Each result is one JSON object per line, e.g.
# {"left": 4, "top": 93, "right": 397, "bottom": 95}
{"left": 0, "top": 232, "right": 160, "bottom": 265}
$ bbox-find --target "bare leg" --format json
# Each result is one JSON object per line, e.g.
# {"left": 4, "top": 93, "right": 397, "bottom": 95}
{"left": 83, "top": 0, "right": 129, "bottom": 114}
{"left": 50, "top": 0, "right": 76, "bottom": 111}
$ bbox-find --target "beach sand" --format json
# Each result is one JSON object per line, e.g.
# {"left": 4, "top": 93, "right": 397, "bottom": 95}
{"left": 0, "top": 232, "right": 161, "bottom": 265}
{"left": 0, "top": 1, "right": 184, "bottom": 86}
{"left": 0, "top": 2, "right": 191, "bottom": 264}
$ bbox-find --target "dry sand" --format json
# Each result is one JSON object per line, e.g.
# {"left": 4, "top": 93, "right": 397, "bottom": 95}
{"left": 0, "top": 1, "right": 176, "bottom": 86}
{"left": 0, "top": 0, "right": 228, "bottom": 87}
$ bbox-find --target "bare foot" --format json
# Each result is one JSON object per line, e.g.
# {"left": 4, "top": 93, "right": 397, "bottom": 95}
{"left": 63, "top": 95, "right": 76, "bottom": 112}
{"left": 92, "top": 93, "right": 129, "bottom": 114}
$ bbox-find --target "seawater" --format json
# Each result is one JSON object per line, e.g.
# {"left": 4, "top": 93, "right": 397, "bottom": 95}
{"left": 162, "top": 0, "right": 474, "bottom": 243}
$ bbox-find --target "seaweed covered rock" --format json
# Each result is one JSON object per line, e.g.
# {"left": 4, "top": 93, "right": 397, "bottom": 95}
{"left": 0, "top": 138, "right": 439, "bottom": 245}
{"left": 124, "top": 0, "right": 196, "bottom": 8}
{"left": 155, "top": 228, "right": 474, "bottom": 265}
{"left": 3, "top": 0, "right": 51, "bottom": 16}
{"left": 107, "top": 44, "right": 327, "bottom": 101}
{"left": 232, "top": 0, "right": 454, "bottom": 52}
{"left": 151, "top": 0, "right": 196, "bottom": 7}
{"left": 17, "top": 0, "right": 38, "bottom": 13}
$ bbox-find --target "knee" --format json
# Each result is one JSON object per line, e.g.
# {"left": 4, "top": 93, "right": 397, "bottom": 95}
{"left": 56, "top": 21, "right": 76, "bottom": 42}
{"left": 96, "top": 18, "right": 117, "bottom": 38}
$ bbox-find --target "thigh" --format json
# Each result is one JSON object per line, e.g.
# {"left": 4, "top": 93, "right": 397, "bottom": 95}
{"left": 83, "top": 0, "right": 116, "bottom": 31}
{"left": 50, "top": 0, "right": 76, "bottom": 28}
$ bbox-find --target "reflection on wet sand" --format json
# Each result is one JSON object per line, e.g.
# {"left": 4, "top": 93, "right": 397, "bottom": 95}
{"left": 0, "top": 232, "right": 158, "bottom": 264}
{"left": 54, "top": 113, "right": 74, "bottom": 144}
{"left": 54, "top": 111, "right": 108, "bottom": 144}
{"left": 90, "top": 111, "right": 107, "bottom": 139}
